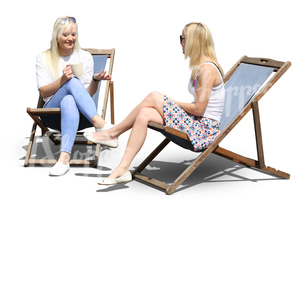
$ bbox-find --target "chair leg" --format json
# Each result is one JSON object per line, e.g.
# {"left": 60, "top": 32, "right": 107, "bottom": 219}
{"left": 109, "top": 81, "right": 115, "bottom": 124}
{"left": 166, "top": 145, "right": 215, "bottom": 195}
{"left": 252, "top": 100, "right": 265, "bottom": 168}
{"left": 24, "top": 122, "right": 37, "bottom": 167}
{"left": 132, "top": 137, "right": 212, "bottom": 195}
{"left": 212, "top": 100, "right": 290, "bottom": 179}
{"left": 133, "top": 138, "right": 172, "bottom": 190}
{"left": 94, "top": 144, "right": 101, "bottom": 168}
{"left": 213, "top": 146, "right": 290, "bottom": 179}
{"left": 132, "top": 138, "right": 170, "bottom": 176}
{"left": 133, "top": 137, "right": 212, "bottom": 195}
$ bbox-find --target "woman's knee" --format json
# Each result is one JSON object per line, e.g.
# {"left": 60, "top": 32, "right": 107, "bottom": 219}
{"left": 136, "top": 107, "right": 151, "bottom": 123}
{"left": 60, "top": 95, "right": 80, "bottom": 118}
{"left": 60, "top": 95, "right": 79, "bottom": 128}
{"left": 60, "top": 95, "right": 76, "bottom": 109}
{"left": 148, "top": 91, "right": 161, "bottom": 98}
{"left": 144, "top": 91, "right": 164, "bottom": 107}
{"left": 136, "top": 107, "right": 163, "bottom": 124}
{"left": 147, "top": 91, "right": 162, "bottom": 100}
{"left": 66, "top": 77, "right": 83, "bottom": 91}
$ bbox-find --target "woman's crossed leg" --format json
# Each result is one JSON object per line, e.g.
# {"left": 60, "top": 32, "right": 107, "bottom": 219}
{"left": 91, "top": 91, "right": 165, "bottom": 179}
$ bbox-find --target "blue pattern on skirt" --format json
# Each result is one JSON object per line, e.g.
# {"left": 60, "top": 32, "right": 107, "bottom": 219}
{"left": 163, "top": 96, "right": 220, "bottom": 151}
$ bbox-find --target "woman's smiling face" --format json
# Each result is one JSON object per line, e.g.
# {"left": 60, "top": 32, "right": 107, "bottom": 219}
{"left": 57, "top": 25, "right": 77, "bottom": 56}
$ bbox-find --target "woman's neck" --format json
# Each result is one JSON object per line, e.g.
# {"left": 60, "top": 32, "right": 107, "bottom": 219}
{"left": 58, "top": 48, "right": 73, "bottom": 57}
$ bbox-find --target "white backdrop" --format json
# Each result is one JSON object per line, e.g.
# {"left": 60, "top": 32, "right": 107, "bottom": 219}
{"left": 0, "top": 1, "right": 299, "bottom": 299}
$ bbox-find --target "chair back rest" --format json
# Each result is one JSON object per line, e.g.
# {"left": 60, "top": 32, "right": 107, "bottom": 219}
{"left": 91, "top": 54, "right": 108, "bottom": 108}
{"left": 220, "top": 63, "right": 274, "bottom": 131}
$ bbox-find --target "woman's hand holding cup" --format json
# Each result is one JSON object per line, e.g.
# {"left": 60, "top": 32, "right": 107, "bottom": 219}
{"left": 62, "top": 64, "right": 74, "bottom": 81}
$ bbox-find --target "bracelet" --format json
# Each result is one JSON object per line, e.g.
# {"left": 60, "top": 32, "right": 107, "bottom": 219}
{"left": 93, "top": 75, "right": 100, "bottom": 82}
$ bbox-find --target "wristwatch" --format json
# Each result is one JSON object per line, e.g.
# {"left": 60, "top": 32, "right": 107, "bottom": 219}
{"left": 93, "top": 75, "right": 100, "bottom": 82}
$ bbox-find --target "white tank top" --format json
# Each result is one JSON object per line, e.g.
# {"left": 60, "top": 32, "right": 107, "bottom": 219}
{"left": 188, "top": 62, "right": 225, "bottom": 122}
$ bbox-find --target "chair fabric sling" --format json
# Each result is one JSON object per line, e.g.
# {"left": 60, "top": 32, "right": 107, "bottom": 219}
{"left": 91, "top": 54, "right": 108, "bottom": 107}
{"left": 133, "top": 56, "right": 291, "bottom": 194}
{"left": 25, "top": 48, "right": 115, "bottom": 167}
{"left": 220, "top": 63, "right": 274, "bottom": 131}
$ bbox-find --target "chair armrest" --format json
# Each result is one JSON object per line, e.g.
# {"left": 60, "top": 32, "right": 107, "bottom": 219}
{"left": 27, "top": 108, "right": 61, "bottom": 115}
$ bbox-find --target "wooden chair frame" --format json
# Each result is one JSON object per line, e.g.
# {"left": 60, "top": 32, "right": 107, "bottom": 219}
{"left": 25, "top": 48, "right": 115, "bottom": 167}
{"left": 132, "top": 56, "right": 291, "bottom": 195}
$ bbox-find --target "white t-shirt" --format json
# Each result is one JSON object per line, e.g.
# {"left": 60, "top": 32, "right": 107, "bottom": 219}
{"left": 36, "top": 49, "right": 93, "bottom": 103}
{"left": 188, "top": 62, "right": 225, "bottom": 122}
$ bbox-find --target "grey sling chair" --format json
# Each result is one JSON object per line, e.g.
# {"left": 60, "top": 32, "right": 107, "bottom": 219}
{"left": 25, "top": 48, "right": 115, "bottom": 167}
{"left": 132, "top": 56, "right": 291, "bottom": 195}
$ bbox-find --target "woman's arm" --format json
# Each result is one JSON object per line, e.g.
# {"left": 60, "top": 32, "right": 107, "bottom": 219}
{"left": 39, "top": 65, "right": 73, "bottom": 99}
{"left": 39, "top": 65, "right": 112, "bottom": 98}
{"left": 175, "top": 64, "right": 219, "bottom": 116}
{"left": 86, "top": 70, "right": 112, "bottom": 97}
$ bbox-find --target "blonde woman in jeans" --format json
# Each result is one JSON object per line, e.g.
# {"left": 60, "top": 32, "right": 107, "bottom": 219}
{"left": 36, "top": 16, "right": 112, "bottom": 176}
{"left": 84, "top": 22, "right": 225, "bottom": 185}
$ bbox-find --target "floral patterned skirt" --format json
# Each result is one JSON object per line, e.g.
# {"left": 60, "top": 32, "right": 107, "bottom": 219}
{"left": 163, "top": 96, "right": 220, "bottom": 151}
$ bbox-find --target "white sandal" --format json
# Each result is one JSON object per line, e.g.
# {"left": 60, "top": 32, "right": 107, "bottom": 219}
{"left": 98, "top": 172, "right": 132, "bottom": 185}
{"left": 83, "top": 132, "right": 119, "bottom": 148}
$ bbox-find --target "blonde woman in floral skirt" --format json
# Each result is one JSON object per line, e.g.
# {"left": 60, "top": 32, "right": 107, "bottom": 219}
{"left": 84, "top": 22, "right": 225, "bottom": 185}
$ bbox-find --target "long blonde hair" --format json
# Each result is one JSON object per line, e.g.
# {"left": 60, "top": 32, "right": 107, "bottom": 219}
{"left": 184, "top": 22, "right": 223, "bottom": 80}
{"left": 44, "top": 16, "right": 81, "bottom": 79}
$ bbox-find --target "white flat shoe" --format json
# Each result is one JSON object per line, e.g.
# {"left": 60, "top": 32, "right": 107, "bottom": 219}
{"left": 98, "top": 172, "right": 132, "bottom": 185}
{"left": 83, "top": 132, "right": 119, "bottom": 148}
{"left": 49, "top": 162, "right": 70, "bottom": 176}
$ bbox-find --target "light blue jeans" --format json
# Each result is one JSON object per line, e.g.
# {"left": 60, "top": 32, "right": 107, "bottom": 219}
{"left": 44, "top": 78, "right": 98, "bottom": 154}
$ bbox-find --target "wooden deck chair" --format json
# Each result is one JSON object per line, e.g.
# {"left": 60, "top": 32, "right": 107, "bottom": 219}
{"left": 25, "top": 48, "right": 115, "bottom": 167}
{"left": 133, "top": 56, "right": 291, "bottom": 195}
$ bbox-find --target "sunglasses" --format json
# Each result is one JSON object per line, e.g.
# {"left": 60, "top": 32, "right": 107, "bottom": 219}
{"left": 180, "top": 35, "right": 186, "bottom": 43}
{"left": 59, "top": 17, "right": 76, "bottom": 24}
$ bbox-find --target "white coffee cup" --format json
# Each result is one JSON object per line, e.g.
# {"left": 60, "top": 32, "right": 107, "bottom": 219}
{"left": 71, "top": 62, "right": 83, "bottom": 77}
